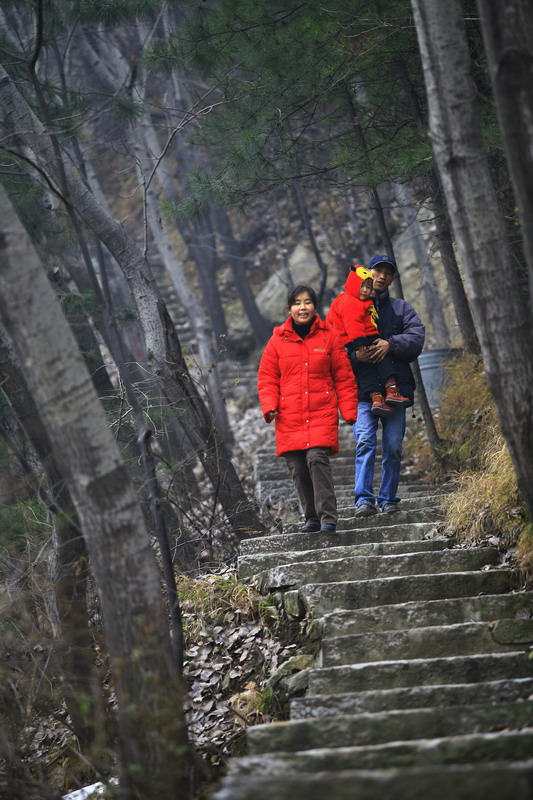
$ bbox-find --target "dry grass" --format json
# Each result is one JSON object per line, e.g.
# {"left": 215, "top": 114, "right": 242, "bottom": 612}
{"left": 516, "top": 524, "right": 533, "bottom": 580}
{"left": 410, "top": 352, "right": 531, "bottom": 577}
{"left": 436, "top": 353, "right": 498, "bottom": 462}
{"left": 176, "top": 569, "right": 274, "bottom": 642}
{"left": 442, "top": 434, "right": 525, "bottom": 549}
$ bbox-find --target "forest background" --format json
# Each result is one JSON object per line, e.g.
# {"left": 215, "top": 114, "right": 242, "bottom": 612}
{"left": 1, "top": 1, "right": 533, "bottom": 799}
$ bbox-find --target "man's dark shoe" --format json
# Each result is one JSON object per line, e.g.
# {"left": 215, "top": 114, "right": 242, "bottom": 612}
{"left": 301, "top": 521, "right": 321, "bottom": 532}
{"left": 320, "top": 523, "right": 336, "bottom": 533}
{"left": 354, "top": 503, "right": 377, "bottom": 517}
{"left": 381, "top": 502, "right": 400, "bottom": 514}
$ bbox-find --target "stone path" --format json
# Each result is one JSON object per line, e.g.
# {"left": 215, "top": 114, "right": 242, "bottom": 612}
{"left": 213, "top": 421, "right": 533, "bottom": 799}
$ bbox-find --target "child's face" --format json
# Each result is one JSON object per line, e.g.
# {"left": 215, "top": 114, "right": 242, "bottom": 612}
{"left": 359, "top": 280, "right": 373, "bottom": 300}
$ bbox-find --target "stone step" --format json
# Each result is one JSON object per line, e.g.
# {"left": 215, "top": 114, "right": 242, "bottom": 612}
{"left": 246, "top": 700, "right": 533, "bottom": 754}
{"left": 241, "top": 521, "right": 440, "bottom": 556}
{"left": 254, "top": 453, "right": 357, "bottom": 467}
{"left": 338, "top": 494, "right": 446, "bottom": 512}
{"left": 229, "top": 729, "right": 533, "bottom": 775}
{"left": 259, "top": 483, "right": 439, "bottom": 506}
{"left": 255, "top": 466, "right": 357, "bottom": 482}
{"left": 307, "top": 650, "right": 533, "bottom": 695}
{"left": 238, "top": 538, "right": 451, "bottom": 578}
{"left": 291, "top": 676, "right": 533, "bottom": 719}
{"left": 318, "top": 591, "right": 533, "bottom": 636}
{"left": 283, "top": 506, "right": 445, "bottom": 534}
{"left": 298, "top": 568, "right": 518, "bottom": 616}
{"left": 260, "top": 478, "right": 437, "bottom": 493}
{"left": 259, "top": 548, "right": 499, "bottom": 592}
{"left": 257, "top": 470, "right": 428, "bottom": 487}
{"left": 321, "top": 619, "right": 533, "bottom": 667}
{"left": 213, "top": 762, "right": 533, "bottom": 800}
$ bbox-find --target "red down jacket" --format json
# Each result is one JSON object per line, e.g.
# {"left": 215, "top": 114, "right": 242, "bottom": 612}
{"left": 326, "top": 265, "right": 378, "bottom": 345}
{"left": 257, "top": 315, "right": 357, "bottom": 456}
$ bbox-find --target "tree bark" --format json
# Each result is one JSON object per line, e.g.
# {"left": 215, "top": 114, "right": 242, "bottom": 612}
{"left": 210, "top": 206, "right": 273, "bottom": 346}
{"left": 0, "top": 183, "right": 192, "bottom": 800}
{"left": 133, "top": 127, "right": 233, "bottom": 443}
{"left": 393, "top": 182, "right": 450, "bottom": 348}
{"left": 0, "top": 324, "right": 112, "bottom": 764}
{"left": 430, "top": 175, "right": 480, "bottom": 354}
{"left": 394, "top": 53, "right": 480, "bottom": 354}
{"left": 477, "top": 0, "right": 533, "bottom": 293}
{"left": 411, "top": 0, "right": 533, "bottom": 519}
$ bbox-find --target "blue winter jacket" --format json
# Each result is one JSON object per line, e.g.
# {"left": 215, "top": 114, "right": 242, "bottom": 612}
{"left": 355, "top": 289, "right": 425, "bottom": 402}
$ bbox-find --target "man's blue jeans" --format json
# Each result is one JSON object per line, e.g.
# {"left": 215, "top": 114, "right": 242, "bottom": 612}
{"left": 353, "top": 401, "right": 406, "bottom": 509}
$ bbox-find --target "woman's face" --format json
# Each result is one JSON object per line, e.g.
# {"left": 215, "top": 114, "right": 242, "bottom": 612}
{"left": 290, "top": 291, "right": 316, "bottom": 324}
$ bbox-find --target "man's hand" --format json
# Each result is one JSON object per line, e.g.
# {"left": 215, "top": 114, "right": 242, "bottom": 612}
{"left": 355, "top": 339, "right": 389, "bottom": 363}
{"left": 354, "top": 345, "right": 374, "bottom": 363}
{"left": 265, "top": 409, "right": 278, "bottom": 423}
{"left": 367, "top": 338, "right": 390, "bottom": 363}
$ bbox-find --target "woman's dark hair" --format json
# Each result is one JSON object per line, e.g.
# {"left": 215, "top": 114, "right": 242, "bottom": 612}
{"left": 287, "top": 285, "right": 318, "bottom": 309}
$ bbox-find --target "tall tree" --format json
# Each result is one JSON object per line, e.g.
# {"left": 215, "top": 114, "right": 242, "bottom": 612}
{"left": 0, "top": 182, "right": 192, "bottom": 800}
{"left": 393, "top": 182, "right": 450, "bottom": 348}
{"left": 477, "top": 0, "right": 533, "bottom": 294}
{"left": 0, "top": 324, "right": 112, "bottom": 766}
{"left": 393, "top": 54, "right": 480, "bottom": 353}
{"left": 411, "top": 0, "right": 533, "bottom": 518}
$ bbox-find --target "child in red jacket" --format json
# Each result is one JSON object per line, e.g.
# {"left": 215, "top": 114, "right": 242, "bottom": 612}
{"left": 327, "top": 266, "right": 411, "bottom": 417}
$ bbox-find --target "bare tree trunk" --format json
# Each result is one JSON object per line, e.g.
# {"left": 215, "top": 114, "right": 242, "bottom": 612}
{"left": 133, "top": 129, "right": 233, "bottom": 443}
{"left": 477, "top": 0, "right": 533, "bottom": 293}
{"left": 166, "top": 56, "right": 271, "bottom": 345}
{"left": 393, "top": 182, "right": 450, "bottom": 348}
{"left": 412, "top": 0, "right": 533, "bottom": 519}
{"left": 395, "top": 53, "right": 480, "bottom": 354}
{"left": 50, "top": 269, "right": 117, "bottom": 395}
{"left": 0, "top": 183, "right": 192, "bottom": 800}
{"left": 430, "top": 177, "right": 480, "bottom": 354}
{"left": 210, "top": 206, "right": 273, "bottom": 345}
{"left": 0, "top": 325, "right": 112, "bottom": 766}
{"left": 165, "top": 70, "right": 229, "bottom": 343}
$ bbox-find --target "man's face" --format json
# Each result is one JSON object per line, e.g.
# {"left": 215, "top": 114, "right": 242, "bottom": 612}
{"left": 370, "top": 264, "right": 395, "bottom": 293}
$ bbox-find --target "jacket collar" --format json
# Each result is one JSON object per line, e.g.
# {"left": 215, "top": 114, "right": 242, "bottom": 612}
{"left": 278, "top": 314, "right": 324, "bottom": 336}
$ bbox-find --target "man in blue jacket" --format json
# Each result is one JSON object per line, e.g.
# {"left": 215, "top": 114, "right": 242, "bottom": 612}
{"left": 351, "top": 255, "right": 425, "bottom": 515}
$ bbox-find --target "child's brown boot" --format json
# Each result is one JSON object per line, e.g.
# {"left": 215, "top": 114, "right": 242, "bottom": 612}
{"left": 370, "top": 393, "right": 395, "bottom": 417}
{"left": 384, "top": 380, "right": 412, "bottom": 408}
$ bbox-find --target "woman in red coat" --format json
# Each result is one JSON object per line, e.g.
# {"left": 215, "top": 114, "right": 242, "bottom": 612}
{"left": 258, "top": 285, "right": 357, "bottom": 533}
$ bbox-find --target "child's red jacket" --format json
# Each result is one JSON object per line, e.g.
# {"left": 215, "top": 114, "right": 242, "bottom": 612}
{"left": 326, "top": 266, "right": 379, "bottom": 345}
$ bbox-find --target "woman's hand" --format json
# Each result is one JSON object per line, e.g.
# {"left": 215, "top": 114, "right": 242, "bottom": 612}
{"left": 265, "top": 409, "right": 278, "bottom": 423}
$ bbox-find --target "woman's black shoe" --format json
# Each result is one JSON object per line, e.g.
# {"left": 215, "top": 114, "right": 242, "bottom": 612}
{"left": 320, "top": 523, "right": 337, "bottom": 532}
{"left": 301, "top": 521, "right": 320, "bottom": 532}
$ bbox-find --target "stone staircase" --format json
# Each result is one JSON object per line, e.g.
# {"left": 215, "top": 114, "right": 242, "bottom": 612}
{"left": 212, "top": 421, "right": 533, "bottom": 799}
